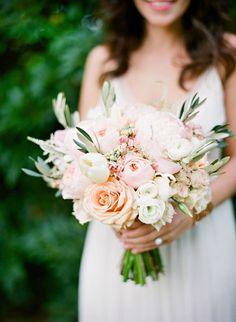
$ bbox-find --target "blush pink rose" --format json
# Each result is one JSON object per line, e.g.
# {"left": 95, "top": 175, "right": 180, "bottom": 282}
{"left": 119, "top": 155, "right": 155, "bottom": 189}
{"left": 73, "top": 178, "right": 137, "bottom": 230}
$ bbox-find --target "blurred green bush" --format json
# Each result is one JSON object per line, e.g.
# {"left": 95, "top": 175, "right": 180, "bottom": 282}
{"left": 0, "top": 1, "right": 235, "bottom": 322}
{"left": 0, "top": 1, "right": 101, "bottom": 321}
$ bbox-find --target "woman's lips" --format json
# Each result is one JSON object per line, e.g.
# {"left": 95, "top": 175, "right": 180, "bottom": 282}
{"left": 145, "top": 1, "right": 176, "bottom": 12}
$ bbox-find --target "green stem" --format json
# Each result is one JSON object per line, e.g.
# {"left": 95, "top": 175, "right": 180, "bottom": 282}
{"left": 143, "top": 252, "right": 158, "bottom": 281}
{"left": 121, "top": 249, "right": 134, "bottom": 282}
{"left": 151, "top": 248, "right": 164, "bottom": 273}
{"left": 134, "top": 253, "right": 146, "bottom": 285}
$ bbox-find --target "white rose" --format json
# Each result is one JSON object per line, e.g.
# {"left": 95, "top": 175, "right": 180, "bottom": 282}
{"left": 167, "top": 138, "right": 193, "bottom": 161}
{"left": 155, "top": 176, "right": 174, "bottom": 201}
{"left": 79, "top": 153, "right": 110, "bottom": 184}
{"left": 138, "top": 197, "right": 166, "bottom": 224}
{"left": 186, "top": 187, "right": 212, "bottom": 214}
{"left": 137, "top": 182, "right": 158, "bottom": 199}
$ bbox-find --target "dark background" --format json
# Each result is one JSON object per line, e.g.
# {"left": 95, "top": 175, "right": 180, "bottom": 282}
{"left": 0, "top": 1, "right": 235, "bottom": 322}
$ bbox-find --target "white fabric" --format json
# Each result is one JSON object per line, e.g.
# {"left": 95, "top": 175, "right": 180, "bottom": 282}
{"left": 79, "top": 67, "right": 236, "bottom": 322}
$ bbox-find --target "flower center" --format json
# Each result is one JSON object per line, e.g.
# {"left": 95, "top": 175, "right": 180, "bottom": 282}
{"left": 130, "top": 163, "right": 138, "bottom": 171}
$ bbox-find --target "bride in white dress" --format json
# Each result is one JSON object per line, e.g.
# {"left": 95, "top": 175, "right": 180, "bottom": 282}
{"left": 78, "top": 1, "right": 236, "bottom": 321}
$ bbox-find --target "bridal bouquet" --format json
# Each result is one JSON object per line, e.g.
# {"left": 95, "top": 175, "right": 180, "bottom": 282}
{"left": 23, "top": 82, "right": 231, "bottom": 285}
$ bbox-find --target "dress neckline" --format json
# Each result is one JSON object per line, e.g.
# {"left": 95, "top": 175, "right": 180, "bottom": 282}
{"left": 113, "top": 66, "right": 219, "bottom": 108}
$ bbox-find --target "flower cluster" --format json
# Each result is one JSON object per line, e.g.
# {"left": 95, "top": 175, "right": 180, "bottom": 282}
{"left": 24, "top": 84, "right": 231, "bottom": 285}
{"left": 24, "top": 87, "right": 231, "bottom": 233}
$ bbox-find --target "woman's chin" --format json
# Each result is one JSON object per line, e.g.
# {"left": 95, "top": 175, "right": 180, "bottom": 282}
{"left": 134, "top": 0, "right": 190, "bottom": 29}
{"left": 145, "top": 15, "right": 181, "bottom": 28}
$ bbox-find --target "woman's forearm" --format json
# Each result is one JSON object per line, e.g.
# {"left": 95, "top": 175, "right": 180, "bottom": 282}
{"left": 211, "top": 156, "right": 236, "bottom": 207}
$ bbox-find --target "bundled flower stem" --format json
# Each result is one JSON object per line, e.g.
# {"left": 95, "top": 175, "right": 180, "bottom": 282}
{"left": 121, "top": 249, "right": 164, "bottom": 285}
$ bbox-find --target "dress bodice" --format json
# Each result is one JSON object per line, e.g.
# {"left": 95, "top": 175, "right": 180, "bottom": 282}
{"left": 111, "top": 67, "right": 226, "bottom": 133}
{"left": 87, "top": 67, "right": 226, "bottom": 134}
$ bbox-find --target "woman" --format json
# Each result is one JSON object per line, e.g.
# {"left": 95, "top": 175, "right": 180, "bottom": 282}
{"left": 78, "top": 1, "right": 236, "bottom": 321}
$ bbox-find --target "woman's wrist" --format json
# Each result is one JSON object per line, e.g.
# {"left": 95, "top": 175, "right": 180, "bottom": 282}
{"left": 192, "top": 202, "right": 214, "bottom": 225}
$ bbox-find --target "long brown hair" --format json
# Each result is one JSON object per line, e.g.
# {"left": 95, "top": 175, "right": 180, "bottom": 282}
{"left": 99, "top": 0, "right": 236, "bottom": 89}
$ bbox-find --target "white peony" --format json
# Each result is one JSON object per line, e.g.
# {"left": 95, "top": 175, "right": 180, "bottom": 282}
{"left": 135, "top": 111, "right": 187, "bottom": 161}
{"left": 79, "top": 153, "right": 110, "bottom": 184}
{"left": 60, "top": 162, "right": 92, "bottom": 200}
{"left": 166, "top": 138, "right": 193, "bottom": 161}
{"left": 138, "top": 197, "right": 166, "bottom": 224}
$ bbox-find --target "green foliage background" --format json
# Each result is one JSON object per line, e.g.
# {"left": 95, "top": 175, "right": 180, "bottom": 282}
{"left": 0, "top": 1, "right": 235, "bottom": 322}
{"left": 0, "top": 1, "right": 101, "bottom": 321}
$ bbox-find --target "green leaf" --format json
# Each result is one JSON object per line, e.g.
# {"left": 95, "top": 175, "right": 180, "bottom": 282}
{"left": 35, "top": 157, "right": 51, "bottom": 176}
{"left": 76, "top": 133, "right": 97, "bottom": 153}
{"left": 204, "top": 156, "right": 230, "bottom": 174}
{"left": 101, "top": 80, "right": 116, "bottom": 116}
{"left": 180, "top": 93, "right": 207, "bottom": 123}
{"left": 76, "top": 127, "right": 93, "bottom": 143}
{"left": 22, "top": 168, "right": 42, "bottom": 178}
{"left": 173, "top": 199, "right": 193, "bottom": 217}
{"left": 73, "top": 139, "right": 88, "bottom": 153}
{"left": 64, "top": 104, "right": 71, "bottom": 127}
{"left": 179, "top": 101, "right": 186, "bottom": 119}
{"left": 217, "top": 141, "right": 227, "bottom": 149}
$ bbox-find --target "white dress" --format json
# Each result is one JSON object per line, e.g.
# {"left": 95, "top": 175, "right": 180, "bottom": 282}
{"left": 79, "top": 67, "right": 236, "bottom": 322}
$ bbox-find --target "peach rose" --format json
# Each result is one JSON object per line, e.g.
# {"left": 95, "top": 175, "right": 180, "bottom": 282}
{"left": 74, "top": 178, "right": 137, "bottom": 231}
{"left": 119, "top": 155, "right": 155, "bottom": 189}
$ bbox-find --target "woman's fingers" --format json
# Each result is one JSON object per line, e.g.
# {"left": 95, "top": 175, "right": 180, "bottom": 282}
{"left": 122, "top": 229, "right": 159, "bottom": 246}
{"left": 122, "top": 223, "right": 155, "bottom": 239}
{"left": 131, "top": 242, "right": 157, "bottom": 254}
{"left": 128, "top": 219, "right": 143, "bottom": 229}
{"left": 157, "top": 218, "right": 192, "bottom": 244}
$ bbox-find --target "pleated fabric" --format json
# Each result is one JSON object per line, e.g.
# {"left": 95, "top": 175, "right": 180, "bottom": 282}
{"left": 79, "top": 67, "right": 236, "bottom": 322}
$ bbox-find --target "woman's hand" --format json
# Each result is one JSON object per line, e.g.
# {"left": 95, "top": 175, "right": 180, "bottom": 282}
{"left": 119, "top": 209, "right": 194, "bottom": 254}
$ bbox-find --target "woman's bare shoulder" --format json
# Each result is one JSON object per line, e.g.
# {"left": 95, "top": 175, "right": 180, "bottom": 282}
{"left": 85, "top": 44, "right": 116, "bottom": 75}
{"left": 79, "top": 45, "right": 114, "bottom": 118}
{"left": 224, "top": 32, "right": 236, "bottom": 48}
{"left": 86, "top": 45, "right": 109, "bottom": 67}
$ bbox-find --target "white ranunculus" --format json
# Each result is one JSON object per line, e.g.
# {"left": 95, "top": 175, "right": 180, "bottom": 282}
{"left": 79, "top": 153, "right": 110, "bottom": 184}
{"left": 155, "top": 176, "right": 174, "bottom": 201}
{"left": 152, "top": 202, "right": 175, "bottom": 231}
{"left": 167, "top": 138, "right": 193, "bottom": 161}
{"left": 136, "top": 182, "right": 158, "bottom": 199}
{"left": 138, "top": 197, "right": 166, "bottom": 224}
